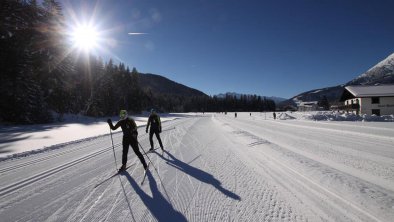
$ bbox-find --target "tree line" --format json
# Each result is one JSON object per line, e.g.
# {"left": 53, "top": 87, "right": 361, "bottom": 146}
{"left": 0, "top": 0, "right": 275, "bottom": 124}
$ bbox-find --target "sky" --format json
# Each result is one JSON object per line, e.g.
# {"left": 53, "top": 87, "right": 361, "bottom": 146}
{"left": 61, "top": 0, "right": 394, "bottom": 99}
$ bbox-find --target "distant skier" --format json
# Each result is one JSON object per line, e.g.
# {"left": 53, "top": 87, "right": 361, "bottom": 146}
{"left": 273, "top": 112, "right": 276, "bottom": 120}
{"left": 107, "top": 110, "right": 148, "bottom": 171}
{"left": 235, "top": 112, "right": 237, "bottom": 118}
{"left": 146, "top": 109, "right": 164, "bottom": 151}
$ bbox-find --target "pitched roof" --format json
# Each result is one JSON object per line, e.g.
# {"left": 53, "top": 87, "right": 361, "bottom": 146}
{"left": 339, "top": 85, "right": 394, "bottom": 101}
{"left": 345, "top": 85, "right": 394, "bottom": 97}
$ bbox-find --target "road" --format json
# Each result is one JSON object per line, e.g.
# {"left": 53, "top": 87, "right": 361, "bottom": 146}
{"left": 1, "top": 114, "right": 393, "bottom": 221}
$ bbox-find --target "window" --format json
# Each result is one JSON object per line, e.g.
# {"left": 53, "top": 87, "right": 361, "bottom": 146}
{"left": 371, "top": 97, "right": 380, "bottom": 104}
{"left": 372, "top": 109, "right": 380, "bottom": 116}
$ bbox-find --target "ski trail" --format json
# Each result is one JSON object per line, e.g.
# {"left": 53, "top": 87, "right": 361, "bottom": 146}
{"left": 222, "top": 117, "right": 394, "bottom": 191}
{"left": 217, "top": 116, "right": 393, "bottom": 221}
{"left": 268, "top": 153, "right": 382, "bottom": 222}
{"left": 0, "top": 144, "right": 119, "bottom": 197}
{"left": 2, "top": 116, "right": 393, "bottom": 221}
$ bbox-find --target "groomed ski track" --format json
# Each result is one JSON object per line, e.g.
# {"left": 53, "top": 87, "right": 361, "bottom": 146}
{"left": 1, "top": 114, "right": 394, "bottom": 221}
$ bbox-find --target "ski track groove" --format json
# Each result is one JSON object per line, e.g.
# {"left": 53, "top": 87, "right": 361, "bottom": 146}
{"left": 87, "top": 156, "right": 142, "bottom": 222}
{"left": 2, "top": 116, "right": 393, "bottom": 221}
{"left": 103, "top": 120, "right": 181, "bottom": 222}
{"left": 101, "top": 158, "right": 141, "bottom": 222}
{"left": 226, "top": 117, "right": 394, "bottom": 190}
{"left": 0, "top": 144, "right": 123, "bottom": 197}
{"left": 219, "top": 116, "right": 390, "bottom": 221}
{"left": 0, "top": 135, "right": 113, "bottom": 174}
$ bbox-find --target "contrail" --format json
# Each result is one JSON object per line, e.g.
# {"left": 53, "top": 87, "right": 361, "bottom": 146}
{"left": 127, "top": 32, "right": 148, "bottom": 35}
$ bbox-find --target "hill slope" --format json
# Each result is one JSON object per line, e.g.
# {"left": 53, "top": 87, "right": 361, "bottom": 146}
{"left": 279, "top": 53, "right": 394, "bottom": 107}
{"left": 347, "top": 53, "right": 394, "bottom": 85}
{"left": 139, "top": 73, "right": 207, "bottom": 97}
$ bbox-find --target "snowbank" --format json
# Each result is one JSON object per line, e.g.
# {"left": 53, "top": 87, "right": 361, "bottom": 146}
{"left": 0, "top": 113, "right": 199, "bottom": 160}
{"left": 278, "top": 113, "right": 296, "bottom": 120}
{"left": 301, "top": 111, "right": 394, "bottom": 122}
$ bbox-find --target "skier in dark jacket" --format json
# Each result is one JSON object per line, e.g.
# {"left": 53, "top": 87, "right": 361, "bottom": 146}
{"left": 146, "top": 109, "right": 164, "bottom": 151}
{"left": 107, "top": 110, "right": 148, "bottom": 171}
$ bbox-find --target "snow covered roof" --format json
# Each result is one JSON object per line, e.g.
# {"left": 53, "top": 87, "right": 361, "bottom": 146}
{"left": 298, "top": 101, "right": 318, "bottom": 106}
{"left": 345, "top": 85, "right": 394, "bottom": 97}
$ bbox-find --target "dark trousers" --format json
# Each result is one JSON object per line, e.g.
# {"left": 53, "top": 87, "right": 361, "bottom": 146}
{"left": 149, "top": 129, "right": 163, "bottom": 149}
{"left": 122, "top": 137, "right": 147, "bottom": 168}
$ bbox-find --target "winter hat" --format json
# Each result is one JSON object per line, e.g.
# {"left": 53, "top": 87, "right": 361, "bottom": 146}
{"left": 119, "top": 110, "right": 128, "bottom": 119}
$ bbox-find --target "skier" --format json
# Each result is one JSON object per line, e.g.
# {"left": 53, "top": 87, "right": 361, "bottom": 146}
{"left": 146, "top": 109, "right": 164, "bottom": 151}
{"left": 107, "top": 110, "right": 148, "bottom": 171}
{"left": 273, "top": 112, "right": 276, "bottom": 120}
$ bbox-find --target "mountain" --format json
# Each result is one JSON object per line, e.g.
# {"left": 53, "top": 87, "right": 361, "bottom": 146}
{"left": 216, "top": 92, "right": 242, "bottom": 99}
{"left": 347, "top": 53, "right": 394, "bottom": 85}
{"left": 216, "top": 92, "right": 287, "bottom": 104}
{"left": 138, "top": 73, "right": 207, "bottom": 97}
{"left": 279, "top": 53, "right": 394, "bottom": 108}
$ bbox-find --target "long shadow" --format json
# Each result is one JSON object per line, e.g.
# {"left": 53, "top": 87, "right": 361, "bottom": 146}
{"left": 122, "top": 171, "right": 187, "bottom": 221}
{"left": 157, "top": 150, "right": 240, "bottom": 200}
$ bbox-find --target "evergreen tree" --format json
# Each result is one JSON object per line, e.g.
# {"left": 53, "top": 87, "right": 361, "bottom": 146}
{"left": 318, "top": 96, "right": 330, "bottom": 110}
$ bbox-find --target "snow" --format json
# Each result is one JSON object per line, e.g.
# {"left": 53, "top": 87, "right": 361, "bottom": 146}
{"left": 345, "top": 85, "right": 394, "bottom": 97}
{"left": 1, "top": 111, "right": 393, "bottom": 160}
{"left": 1, "top": 113, "right": 394, "bottom": 221}
{"left": 366, "top": 53, "right": 394, "bottom": 72}
{"left": 0, "top": 113, "right": 198, "bottom": 160}
{"left": 311, "top": 89, "right": 322, "bottom": 94}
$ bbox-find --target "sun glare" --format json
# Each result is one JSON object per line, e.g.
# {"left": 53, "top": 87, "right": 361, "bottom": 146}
{"left": 71, "top": 25, "right": 98, "bottom": 51}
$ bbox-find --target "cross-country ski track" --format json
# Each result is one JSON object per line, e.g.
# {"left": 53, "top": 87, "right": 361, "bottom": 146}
{"left": 1, "top": 114, "right": 394, "bottom": 221}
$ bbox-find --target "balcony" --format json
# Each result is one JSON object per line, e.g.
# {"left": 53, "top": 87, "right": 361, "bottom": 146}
{"left": 338, "top": 104, "right": 360, "bottom": 111}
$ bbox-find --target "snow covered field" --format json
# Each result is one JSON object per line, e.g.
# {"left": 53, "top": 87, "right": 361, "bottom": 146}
{"left": 0, "top": 113, "right": 197, "bottom": 159}
{"left": 1, "top": 113, "right": 394, "bottom": 221}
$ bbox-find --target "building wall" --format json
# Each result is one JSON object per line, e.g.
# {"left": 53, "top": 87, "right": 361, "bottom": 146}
{"left": 344, "top": 98, "right": 360, "bottom": 115}
{"left": 298, "top": 104, "right": 318, "bottom": 112}
{"left": 359, "top": 97, "right": 394, "bottom": 115}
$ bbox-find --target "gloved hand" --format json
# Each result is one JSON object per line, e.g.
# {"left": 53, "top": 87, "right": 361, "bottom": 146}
{"left": 159, "top": 127, "right": 162, "bottom": 133}
{"left": 107, "top": 119, "right": 112, "bottom": 124}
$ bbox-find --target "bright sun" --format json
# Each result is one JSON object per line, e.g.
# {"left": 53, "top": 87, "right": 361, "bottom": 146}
{"left": 71, "top": 25, "right": 98, "bottom": 51}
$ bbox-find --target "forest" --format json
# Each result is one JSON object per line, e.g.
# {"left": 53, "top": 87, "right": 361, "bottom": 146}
{"left": 0, "top": 0, "right": 275, "bottom": 124}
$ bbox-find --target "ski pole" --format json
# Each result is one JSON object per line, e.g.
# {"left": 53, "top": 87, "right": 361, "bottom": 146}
{"left": 138, "top": 142, "right": 155, "bottom": 167}
{"left": 138, "top": 141, "right": 173, "bottom": 204}
{"left": 109, "top": 129, "right": 118, "bottom": 171}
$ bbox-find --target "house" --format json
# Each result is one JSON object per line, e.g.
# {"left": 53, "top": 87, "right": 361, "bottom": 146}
{"left": 297, "top": 101, "right": 319, "bottom": 112}
{"left": 339, "top": 85, "right": 394, "bottom": 116}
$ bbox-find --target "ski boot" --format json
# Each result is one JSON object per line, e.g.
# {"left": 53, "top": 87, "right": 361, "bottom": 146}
{"left": 119, "top": 164, "right": 126, "bottom": 171}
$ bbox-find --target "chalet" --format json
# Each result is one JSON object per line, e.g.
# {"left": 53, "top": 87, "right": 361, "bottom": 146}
{"left": 297, "top": 101, "right": 319, "bottom": 112}
{"left": 339, "top": 85, "right": 394, "bottom": 116}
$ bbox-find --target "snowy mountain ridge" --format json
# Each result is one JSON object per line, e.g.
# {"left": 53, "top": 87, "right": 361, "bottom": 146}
{"left": 279, "top": 52, "right": 394, "bottom": 107}
{"left": 348, "top": 52, "right": 394, "bottom": 85}
{"left": 366, "top": 53, "right": 394, "bottom": 72}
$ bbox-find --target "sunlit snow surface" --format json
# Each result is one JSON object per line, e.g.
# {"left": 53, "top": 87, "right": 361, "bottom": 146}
{"left": 0, "top": 112, "right": 393, "bottom": 221}
{"left": 0, "top": 113, "right": 195, "bottom": 159}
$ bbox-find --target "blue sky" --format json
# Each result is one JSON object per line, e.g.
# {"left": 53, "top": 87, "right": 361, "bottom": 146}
{"left": 62, "top": 0, "right": 394, "bottom": 98}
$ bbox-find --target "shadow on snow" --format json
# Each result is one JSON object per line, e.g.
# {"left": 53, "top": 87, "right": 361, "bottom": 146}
{"left": 158, "top": 150, "right": 241, "bottom": 201}
{"left": 121, "top": 170, "right": 187, "bottom": 221}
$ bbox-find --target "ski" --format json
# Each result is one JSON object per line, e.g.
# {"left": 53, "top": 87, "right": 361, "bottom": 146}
{"left": 94, "top": 163, "right": 135, "bottom": 188}
{"left": 140, "top": 162, "right": 151, "bottom": 185}
{"left": 144, "top": 147, "right": 159, "bottom": 155}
